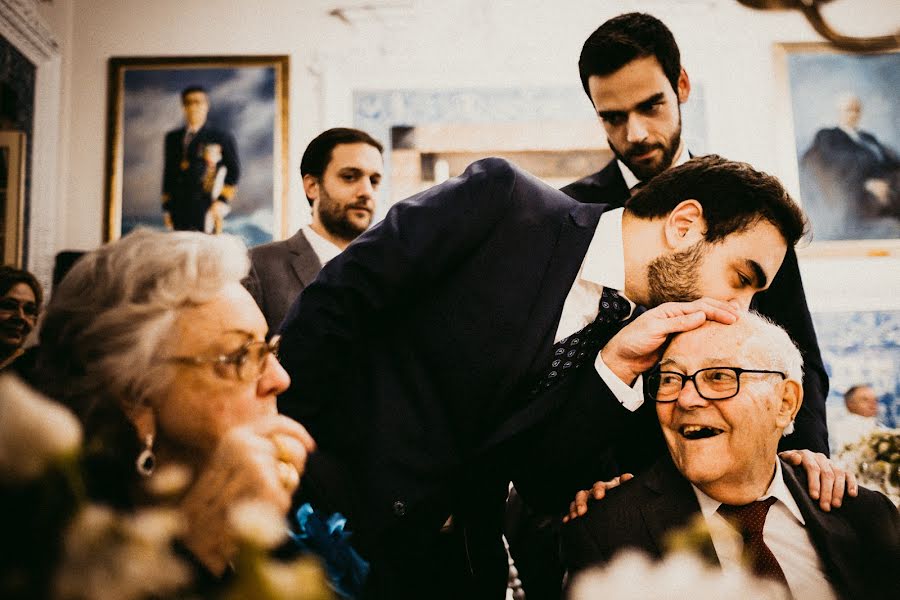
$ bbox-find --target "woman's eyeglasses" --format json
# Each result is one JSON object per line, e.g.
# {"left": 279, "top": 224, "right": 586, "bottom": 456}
{"left": 168, "top": 335, "right": 281, "bottom": 382}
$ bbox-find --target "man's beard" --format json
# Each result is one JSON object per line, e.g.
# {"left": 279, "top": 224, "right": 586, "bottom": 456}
{"left": 317, "top": 186, "right": 372, "bottom": 242}
{"left": 609, "top": 109, "right": 682, "bottom": 182}
{"left": 646, "top": 240, "right": 705, "bottom": 306}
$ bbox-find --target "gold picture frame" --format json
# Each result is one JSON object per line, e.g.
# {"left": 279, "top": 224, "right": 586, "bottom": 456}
{"left": 0, "top": 131, "right": 26, "bottom": 267}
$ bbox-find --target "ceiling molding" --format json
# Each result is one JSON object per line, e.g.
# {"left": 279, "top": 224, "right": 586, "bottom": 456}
{"left": 0, "top": 0, "right": 59, "bottom": 62}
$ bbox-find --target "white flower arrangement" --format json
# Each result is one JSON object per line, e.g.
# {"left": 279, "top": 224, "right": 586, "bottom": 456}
{"left": 569, "top": 549, "right": 790, "bottom": 600}
{"left": 835, "top": 427, "right": 900, "bottom": 506}
{"left": 0, "top": 374, "right": 82, "bottom": 482}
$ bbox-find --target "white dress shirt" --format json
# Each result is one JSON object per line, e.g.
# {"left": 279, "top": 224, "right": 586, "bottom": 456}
{"left": 692, "top": 460, "right": 839, "bottom": 600}
{"left": 302, "top": 225, "right": 342, "bottom": 266}
{"left": 826, "top": 404, "right": 882, "bottom": 455}
{"left": 554, "top": 208, "right": 643, "bottom": 412}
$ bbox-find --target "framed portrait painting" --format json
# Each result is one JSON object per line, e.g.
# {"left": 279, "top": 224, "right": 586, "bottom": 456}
{"left": 105, "top": 55, "right": 289, "bottom": 247}
{"left": 777, "top": 44, "right": 899, "bottom": 255}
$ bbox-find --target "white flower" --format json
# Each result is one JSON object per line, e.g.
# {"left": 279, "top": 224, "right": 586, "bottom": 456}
{"left": 228, "top": 499, "right": 288, "bottom": 549}
{"left": 144, "top": 463, "right": 193, "bottom": 498}
{"left": 124, "top": 507, "right": 185, "bottom": 546}
{"left": 55, "top": 505, "right": 192, "bottom": 600}
{"left": 0, "top": 374, "right": 82, "bottom": 482}
{"left": 569, "top": 549, "right": 790, "bottom": 600}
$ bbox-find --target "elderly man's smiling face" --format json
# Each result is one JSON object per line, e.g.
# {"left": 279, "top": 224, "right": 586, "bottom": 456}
{"left": 655, "top": 317, "right": 802, "bottom": 499}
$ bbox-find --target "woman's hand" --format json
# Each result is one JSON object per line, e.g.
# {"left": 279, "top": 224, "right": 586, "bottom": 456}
{"left": 177, "top": 415, "right": 316, "bottom": 575}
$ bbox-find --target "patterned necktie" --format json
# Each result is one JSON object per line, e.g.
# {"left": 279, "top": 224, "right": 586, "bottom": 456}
{"left": 717, "top": 497, "right": 789, "bottom": 586}
{"left": 532, "top": 287, "right": 630, "bottom": 394}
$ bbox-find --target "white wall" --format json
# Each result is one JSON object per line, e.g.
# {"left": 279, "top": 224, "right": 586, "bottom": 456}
{"left": 30, "top": 0, "right": 900, "bottom": 308}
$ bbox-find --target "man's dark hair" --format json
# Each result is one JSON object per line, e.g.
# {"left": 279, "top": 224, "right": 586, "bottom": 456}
{"left": 300, "top": 127, "right": 384, "bottom": 204}
{"left": 180, "top": 85, "right": 208, "bottom": 104}
{"left": 0, "top": 265, "right": 43, "bottom": 308}
{"left": 578, "top": 12, "right": 681, "bottom": 99}
{"left": 626, "top": 154, "right": 807, "bottom": 246}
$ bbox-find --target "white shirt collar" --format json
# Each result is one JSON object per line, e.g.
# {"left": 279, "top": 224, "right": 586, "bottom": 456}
{"left": 692, "top": 458, "right": 806, "bottom": 525}
{"left": 581, "top": 207, "right": 628, "bottom": 294}
{"left": 301, "top": 225, "right": 342, "bottom": 265}
{"left": 616, "top": 144, "right": 692, "bottom": 190}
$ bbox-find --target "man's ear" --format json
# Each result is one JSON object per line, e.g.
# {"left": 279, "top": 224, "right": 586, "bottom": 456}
{"left": 677, "top": 68, "right": 691, "bottom": 104}
{"left": 302, "top": 174, "right": 320, "bottom": 205}
{"left": 776, "top": 379, "right": 803, "bottom": 429}
{"left": 663, "top": 199, "right": 705, "bottom": 248}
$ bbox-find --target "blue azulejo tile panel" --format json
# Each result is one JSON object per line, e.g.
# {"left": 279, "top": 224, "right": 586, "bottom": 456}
{"left": 353, "top": 85, "right": 707, "bottom": 209}
{"left": 812, "top": 310, "right": 900, "bottom": 427}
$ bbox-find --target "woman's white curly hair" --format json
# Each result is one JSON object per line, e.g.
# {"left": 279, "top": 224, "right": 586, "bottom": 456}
{"left": 38, "top": 228, "right": 250, "bottom": 418}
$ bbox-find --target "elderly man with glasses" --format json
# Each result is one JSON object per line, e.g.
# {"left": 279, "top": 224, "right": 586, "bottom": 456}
{"left": 562, "top": 312, "right": 899, "bottom": 599}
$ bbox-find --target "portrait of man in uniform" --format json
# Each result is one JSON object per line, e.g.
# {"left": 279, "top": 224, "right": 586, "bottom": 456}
{"left": 161, "top": 85, "right": 240, "bottom": 233}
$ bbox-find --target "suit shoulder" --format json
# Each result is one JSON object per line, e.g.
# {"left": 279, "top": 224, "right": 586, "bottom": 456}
{"left": 457, "top": 157, "right": 551, "bottom": 206}
{"left": 249, "top": 238, "right": 291, "bottom": 260}
{"left": 560, "top": 160, "right": 623, "bottom": 204}
{"left": 465, "top": 156, "right": 521, "bottom": 181}
{"left": 164, "top": 128, "right": 183, "bottom": 142}
{"left": 788, "top": 462, "right": 898, "bottom": 525}
{"left": 812, "top": 127, "right": 847, "bottom": 143}
{"left": 561, "top": 167, "right": 605, "bottom": 192}
{"left": 845, "top": 484, "right": 900, "bottom": 517}
{"left": 561, "top": 478, "right": 651, "bottom": 569}
{"left": 200, "top": 126, "right": 237, "bottom": 143}
{"left": 561, "top": 478, "right": 648, "bottom": 543}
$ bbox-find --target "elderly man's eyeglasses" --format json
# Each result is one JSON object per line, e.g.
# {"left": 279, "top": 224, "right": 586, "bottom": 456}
{"left": 168, "top": 335, "right": 280, "bottom": 382}
{"left": 0, "top": 297, "right": 39, "bottom": 320}
{"left": 646, "top": 367, "right": 786, "bottom": 402}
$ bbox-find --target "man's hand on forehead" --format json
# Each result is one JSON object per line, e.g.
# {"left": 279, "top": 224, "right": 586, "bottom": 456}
{"left": 601, "top": 298, "right": 740, "bottom": 386}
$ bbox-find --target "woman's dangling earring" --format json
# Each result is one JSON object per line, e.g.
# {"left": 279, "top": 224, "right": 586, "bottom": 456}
{"left": 136, "top": 433, "right": 155, "bottom": 477}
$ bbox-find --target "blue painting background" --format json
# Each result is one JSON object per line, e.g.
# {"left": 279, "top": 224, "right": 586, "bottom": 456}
{"left": 121, "top": 65, "right": 277, "bottom": 247}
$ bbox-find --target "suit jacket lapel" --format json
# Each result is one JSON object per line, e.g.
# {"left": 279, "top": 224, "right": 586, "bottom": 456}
{"left": 519, "top": 201, "right": 609, "bottom": 379}
{"left": 475, "top": 201, "right": 607, "bottom": 453}
{"left": 287, "top": 230, "right": 322, "bottom": 288}
{"left": 639, "top": 456, "right": 720, "bottom": 564}
{"left": 780, "top": 459, "right": 859, "bottom": 598}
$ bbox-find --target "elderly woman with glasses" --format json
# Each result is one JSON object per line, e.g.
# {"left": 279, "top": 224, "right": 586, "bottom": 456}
{"left": 34, "top": 228, "right": 315, "bottom": 576}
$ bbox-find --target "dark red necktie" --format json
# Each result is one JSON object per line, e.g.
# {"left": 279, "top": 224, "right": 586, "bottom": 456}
{"left": 718, "top": 497, "right": 789, "bottom": 586}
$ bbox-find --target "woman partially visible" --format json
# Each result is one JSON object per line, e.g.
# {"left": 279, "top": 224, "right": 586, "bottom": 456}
{"left": 0, "top": 266, "right": 42, "bottom": 370}
{"left": 35, "top": 228, "right": 315, "bottom": 576}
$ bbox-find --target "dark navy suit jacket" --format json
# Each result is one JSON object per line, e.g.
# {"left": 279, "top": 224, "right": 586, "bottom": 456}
{"left": 277, "top": 158, "right": 664, "bottom": 596}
